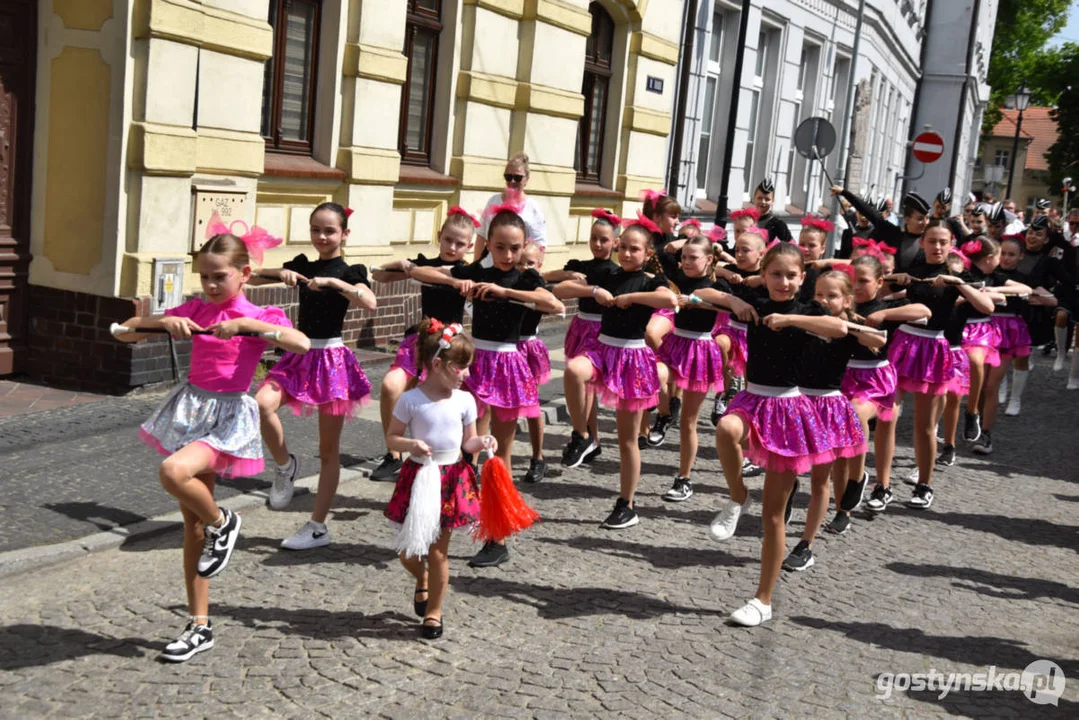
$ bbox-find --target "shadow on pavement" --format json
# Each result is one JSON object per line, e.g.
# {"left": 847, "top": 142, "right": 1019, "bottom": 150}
{"left": 42, "top": 502, "right": 148, "bottom": 531}
{"left": 884, "top": 562, "right": 1079, "bottom": 606}
{"left": 450, "top": 575, "right": 726, "bottom": 620}
{"left": 903, "top": 688, "right": 1076, "bottom": 719}
{"left": 532, "top": 535, "right": 754, "bottom": 570}
{"left": 211, "top": 605, "right": 419, "bottom": 641}
{"left": 0, "top": 624, "right": 155, "bottom": 670}
{"left": 242, "top": 536, "right": 394, "bottom": 569}
{"left": 906, "top": 511, "right": 1079, "bottom": 553}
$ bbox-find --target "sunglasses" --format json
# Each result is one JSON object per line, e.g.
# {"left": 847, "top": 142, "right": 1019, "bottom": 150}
{"left": 504, "top": 173, "right": 525, "bottom": 183}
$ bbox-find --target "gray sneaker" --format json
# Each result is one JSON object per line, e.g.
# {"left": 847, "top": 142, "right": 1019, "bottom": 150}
{"left": 269, "top": 454, "right": 299, "bottom": 510}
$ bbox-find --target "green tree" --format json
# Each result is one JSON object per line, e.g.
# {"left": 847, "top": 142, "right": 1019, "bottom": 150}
{"left": 982, "top": 0, "right": 1071, "bottom": 133}
{"left": 1045, "top": 43, "right": 1079, "bottom": 198}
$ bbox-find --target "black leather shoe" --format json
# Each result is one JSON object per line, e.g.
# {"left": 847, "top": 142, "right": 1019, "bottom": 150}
{"left": 413, "top": 588, "right": 428, "bottom": 618}
{"left": 421, "top": 617, "right": 443, "bottom": 639}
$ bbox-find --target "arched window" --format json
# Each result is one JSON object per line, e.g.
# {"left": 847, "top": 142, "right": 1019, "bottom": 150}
{"left": 575, "top": 2, "right": 615, "bottom": 182}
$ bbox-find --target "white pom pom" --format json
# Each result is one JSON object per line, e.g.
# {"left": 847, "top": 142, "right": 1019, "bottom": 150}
{"left": 392, "top": 458, "right": 442, "bottom": 558}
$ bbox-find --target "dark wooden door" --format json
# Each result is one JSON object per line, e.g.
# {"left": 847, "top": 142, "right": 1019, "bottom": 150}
{"left": 0, "top": 0, "right": 35, "bottom": 375}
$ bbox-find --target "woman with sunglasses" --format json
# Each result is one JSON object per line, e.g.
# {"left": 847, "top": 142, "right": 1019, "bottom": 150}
{"left": 475, "top": 153, "right": 547, "bottom": 265}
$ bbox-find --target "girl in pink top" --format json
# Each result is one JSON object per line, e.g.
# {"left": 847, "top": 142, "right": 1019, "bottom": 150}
{"left": 114, "top": 231, "right": 309, "bottom": 663}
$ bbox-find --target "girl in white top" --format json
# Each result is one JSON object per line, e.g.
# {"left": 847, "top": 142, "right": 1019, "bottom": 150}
{"left": 384, "top": 319, "right": 495, "bottom": 640}
{"left": 475, "top": 153, "right": 547, "bottom": 264}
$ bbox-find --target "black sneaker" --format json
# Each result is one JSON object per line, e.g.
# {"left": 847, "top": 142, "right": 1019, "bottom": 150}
{"left": 668, "top": 397, "right": 682, "bottom": 425}
{"left": 963, "top": 411, "right": 982, "bottom": 442}
{"left": 936, "top": 443, "right": 956, "bottom": 466}
{"left": 196, "top": 509, "right": 241, "bottom": 579}
{"left": 468, "top": 541, "right": 509, "bottom": 567}
{"left": 742, "top": 457, "right": 763, "bottom": 477}
{"left": 839, "top": 471, "right": 868, "bottom": 512}
{"left": 865, "top": 484, "right": 894, "bottom": 513}
{"left": 971, "top": 431, "right": 993, "bottom": 456}
{"left": 601, "top": 497, "right": 639, "bottom": 529}
{"left": 867, "top": 417, "right": 878, "bottom": 433}
{"left": 160, "top": 619, "right": 214, "bottom": 663}
{"left": 582, "top": 442, "right": 602, "bottom": 464}
{"left": 637, "top": 436, "right": 647, "bottom": 451}
{"left": 371, "top": 453, "right": 402, "bottom": 482}
{"left": 710, "top": 393, "right": 727, "bottom": 426}
{"left": 825, "top": 511, "right": 851, "bottom": 535}
{"left": 522, "top": 458, "right": 547, "bottom": 483}
{"left": 663, "top": 476, "right": 694, "bottom": 502}
{"left": 561, "top": 431, "right": 595, "bottom": 468}
{"left": 908, "top": 483, "right": 934, "bottom": 509}
{"left": 647, "top": 414, "right": 674, "bottom": 446}
{"left": 784, "top": 479, "right": 799, "bottom": 524}
{"left": 783, "top": 540, "right": 815, "bottom": 572}
{"left": 1043, "top": 341, "right": 1057, "bottom": 356}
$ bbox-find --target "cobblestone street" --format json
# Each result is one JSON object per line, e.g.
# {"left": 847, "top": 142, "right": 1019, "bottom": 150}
{"left": 1, "top": 348, "right": 1077, "bottom": 718}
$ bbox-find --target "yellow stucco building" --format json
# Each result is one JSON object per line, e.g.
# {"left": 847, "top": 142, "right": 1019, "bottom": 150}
{"left": 0, "top": 0, "right": 681, "bottom": 390}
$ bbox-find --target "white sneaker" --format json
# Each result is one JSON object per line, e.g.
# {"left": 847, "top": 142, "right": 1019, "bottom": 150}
{"left": 1004, "top": 398, "right": 1021, "bottom": 416}
{"left": 281, "top": 520, "right": 330, "bottom": 550}
{"left": 709, "top": 499, "right": 747, "bottom": 541}
{"left": 1067, "top": 377, "right": 1079, "bottom": 391}
{"left": 269, "top": 454, "right": 299, "bottom": 510}
{"left": 729, "top": 598, "right": 772, "bottom": 627}
{"left": 904, "top": 466, "right": 920, "bottom": 485}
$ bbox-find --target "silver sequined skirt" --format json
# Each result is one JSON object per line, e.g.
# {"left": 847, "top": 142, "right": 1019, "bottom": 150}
{"left": 139, "top": 383, "right": 264, "bottom": 477}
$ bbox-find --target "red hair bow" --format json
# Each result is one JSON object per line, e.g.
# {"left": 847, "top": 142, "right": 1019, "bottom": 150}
{"left": 205, "top": 211, "right": 282, "bottom": 266}
{"left": 875, "top": 242, "right": 897, "bottom": 256}
{"left": 622, "top": 211, "right": 660, "bottom": 235}
{"left": 836, "top": 263, "right": 857, "bottom": 282}
{"left": 591, "top": 208, "right": 622, "bottom": 225}
{"left": 637, "top": 188, "right": 668, "bottom": 204}
{"left": 426, "top": 319, "right": 445, "bottom": 334}
{"left": 448, "top": 206, "right": 481, "bottom": 228}
{"left": 345, "top": 207, "right": 354, "bottom": 219}
{"left": 707, "top": 226, "right": 728, "bottom": 244}
{"left": 681, "top": 218, "right": 702, "bottom": 229}
{"left": 764, "top": 238, "right": 781, "bottom": 251}
{"left": 730, "top": 207, "right": 761, "bottom": 222}
{"left": 801, "top": 215, "right": 835, "bottom": 233}
{"left": 853, "top": 238, "right": 875, "bottom": 248}
{"left": 959, "top": 239, "right": 983, "bottom": 257}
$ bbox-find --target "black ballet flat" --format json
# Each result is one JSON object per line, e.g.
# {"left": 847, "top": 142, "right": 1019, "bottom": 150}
{"left": 413, "top": 588, "right": 428, "bottom": 618}
{"left": 421, "top": 616, "right": 443, "bottom": 640}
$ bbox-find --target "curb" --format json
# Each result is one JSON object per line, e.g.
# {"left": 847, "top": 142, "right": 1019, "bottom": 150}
{"left": 0, "top": 398, "right": 567, "bottom": 579}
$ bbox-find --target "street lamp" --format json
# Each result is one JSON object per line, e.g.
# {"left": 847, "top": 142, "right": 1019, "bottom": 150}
{"left": 1004, "top": 83, "right": 1032, "bottom": 199}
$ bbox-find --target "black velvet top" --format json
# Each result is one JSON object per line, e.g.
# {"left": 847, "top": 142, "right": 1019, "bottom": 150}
{"left": 669, "top": 271, "right": 732, "bottom": 332}
{"left": 852, "top": 297, "right": 904, "bottom": 360}
{"left": 411, "top": 254, "right": 468, "bottom": 327}
{"left": 905, "top": 262, "right": 963, "bottom": 331}
{"left": 800, "top": 333, "right": 861, "bottom": 390}
{"left": 758, "top": 213, "right": 793, "bottom": 244}
{"left": 993, "top": 267, "right": 1031, "bottom": 315}
{"left": 450, "top": 263, "right": 544, "bottom": 342}
{"left": 563, "top": 257, "right": 620, "bottom": 315}
{"left": 282, "top": 255, "right": 369, "bottom": 339}
{"left": 597, "top": 269, "right": 668, "bottom": 340}
{"left": 742, "top": 296, "right": 827, "bottom": 387}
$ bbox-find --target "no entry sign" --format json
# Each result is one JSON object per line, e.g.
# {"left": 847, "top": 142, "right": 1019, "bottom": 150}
{"left": 912, "top": 131, "right": 945, "bottom": 163}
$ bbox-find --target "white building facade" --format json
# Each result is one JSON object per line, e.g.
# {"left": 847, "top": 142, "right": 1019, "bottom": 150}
{"left": 669, "top": 0, "right": 927, "bottom": 217}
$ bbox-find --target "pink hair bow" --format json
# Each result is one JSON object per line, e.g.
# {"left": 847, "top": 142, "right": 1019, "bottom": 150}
{"left": 622, "top": 211, "right": 660, "bottom": 235}
{"left": 681, "top": 218, "right": 702, "bottom": 229}
{"left": 745, "top": 226, "right": 770, "bottom": 243}
{"left": 875, "top": 241, "right": 897, "bottom": 256}
{"left": 448, "top": 206, "right": 481, "bottom": 228}
{"left": 205, "top": 211, "right": 282, "bottom": 266}
{"left": 730, "top": 207, "right": 761, "bottom": 222}
{"left": 485, "top": 188, "right": 525, "bottom": 219}
{"left": 948, "top": 248, "right": 971, "bottom": 270}
{"left": 764, "top": 238, "right": 781, "bottom": 251}
{"left": 853, "top": 238, "right": 875, "bottom": 249}
{"left": 706, "top": 226, "right": 728, "bottom": 244}
{"left": 591, "top": 208, "right": 623, "bottom": 225}
{"left": 801, "top": 215, "right": 835, "bottom": 233}
{"left": 637, "top": 188, "right": 668, "bottom": 204}
{"left": 836, "top": 264, "right": 857, "bottom": 282}
{"left": 959, "top": 239, "right": 983, "bottom": 257}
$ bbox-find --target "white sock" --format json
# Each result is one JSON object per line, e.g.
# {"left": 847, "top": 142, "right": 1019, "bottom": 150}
{"left": 1010, "top": 369, "right": 1030, "bottom": 403}
{"left": 277, "top": 456, "right": 294, "bottom": 471}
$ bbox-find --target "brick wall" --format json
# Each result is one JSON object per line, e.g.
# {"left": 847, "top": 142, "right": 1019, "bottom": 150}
{"left": 24, "top": 280, "right": 577, "bottom": 393}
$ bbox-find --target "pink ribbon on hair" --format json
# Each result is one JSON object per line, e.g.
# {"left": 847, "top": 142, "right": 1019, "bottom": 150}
{"left": 959, "top": 239, "right": 983, "bottom": 257}
{"left": 764, "top": 239, "right": 781, "bottom": 251}
{"left": 801, "top": 215, "right": 835, "bottom": 233}
{"left": 730, "top": 207, "right": 761, "bottom": 222}
{"left": 681, "top": 218, "right": 701, "bottom": 229}
{"left": 948, "top": 249, "right": 971, "bottom": 270}
{"left": 484, "top": 188, "right": 525, "bottom": 219}
{"left": 622, "top": 211, "right": 661, "bottom": 235}
{"left": 205, "top": 211, "right": 283, "bottom": 266}
{"left": 706, "top": 226, "right": 728, "bottom": 244}
{"left": 590, "top": 208, "right": 623, "bottom": 225}
{"left": 637, "top": 188, "right": 668, "bottom": 204}
{"left": 855, "top": 238, "right": 896, "bottom": 256}
{"left": 745, "top": 226, "right": 770, "bottom": 243}
{"left": 448, "top": 206, "right": 481, "bottom": 228}
{"left": 836, "top": 264, "right": 857, "bottom": 281}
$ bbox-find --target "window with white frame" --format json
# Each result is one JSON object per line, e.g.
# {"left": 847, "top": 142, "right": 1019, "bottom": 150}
{"left": 697, "top": 11, "right": 724, "bottom": 192}
{"left": 994, "top": 149, "right": 1010, "bottom": 167}
{"left": 743, "top": 29, "right": 771, "bottom": 191}
{"left": 786, "top": 47, "right": 807, "bottom": 202}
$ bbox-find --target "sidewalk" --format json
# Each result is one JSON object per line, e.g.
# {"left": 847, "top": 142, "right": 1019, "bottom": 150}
{"left": 0, "top": 352, "right": 1077, "bottom": 717}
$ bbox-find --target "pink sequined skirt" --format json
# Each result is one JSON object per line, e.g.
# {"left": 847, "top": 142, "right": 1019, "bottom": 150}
{"left": 712, "top": 311, "right": 730, "bottom": 336}
{"left": 841, "top": 361, "right": 898, "bottom": 422}
{"left": 583, "top": 335, "right": 660, "bottom": 412}
{"left": 263, "top": 343, "right": 371, "bottom": 418}
{"left": 517, "top": 336, "right": 552, "bottom": 385}
{"left": 384, "top": 459, "right": 480, "bottom": 530}
{"left": 888, "top": 326, "right": 952, "bottom": 396}
{"left": 464, "top": 343, "right": 540, "bottom": 422}
{"left": 992, "top": 315, "right": 1031, "bottom": 359}
{"left": 948, "top": 347, "right": 971, "bottom": 396}
{"left": 391, "top": 333, "right": 424, "bottom": 379}
{"left": 715, "top": 321, "right": 748, "bottom": 377}
{"left": 962, "top": 320, "right": 1001, "bottom": 367}
{"left": 564, "top": 314, "right": 602, "bottom": 359}
{"left": 804, "top": 392, "right": 868, "bottom": 464}
{"left": 727, "top": 387, "right": 821, "bottom": 475}
{"left": 657, "top": 330, "right": 724, "bottom": 394}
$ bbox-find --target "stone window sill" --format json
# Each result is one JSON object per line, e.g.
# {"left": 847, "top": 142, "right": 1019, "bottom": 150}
{"left": 263, "top": 153, "right": 346, "bottom": 180}
{"left": 574, "top": 181, "right": 623, "bottom": 201}
{"left": 398, "top": 164, "right": 459, "bottom": 188}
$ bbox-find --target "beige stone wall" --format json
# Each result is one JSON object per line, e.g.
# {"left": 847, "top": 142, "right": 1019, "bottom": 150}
{"left": 32, "top": 0, "right": 682, "bottom": 300}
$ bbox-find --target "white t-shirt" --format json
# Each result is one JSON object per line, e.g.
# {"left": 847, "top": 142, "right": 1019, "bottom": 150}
{"left": 480, "top": 193, "right": 547, "bottom": 248}
{"left": 392, "top": 388, "right": 477, "bottom": 456}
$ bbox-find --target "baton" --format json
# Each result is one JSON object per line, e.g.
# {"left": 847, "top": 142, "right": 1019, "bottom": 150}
{"left": 110, "top": 323, "right": 282, "bottom": 342}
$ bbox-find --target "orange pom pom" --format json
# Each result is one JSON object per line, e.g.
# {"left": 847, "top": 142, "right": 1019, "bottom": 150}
{"left": 476, "top": 456, "right": 540, "bottom": 542}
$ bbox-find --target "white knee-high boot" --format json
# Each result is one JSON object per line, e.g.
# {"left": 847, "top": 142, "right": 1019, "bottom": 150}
{"left": 1068, "top": 352, "right": 1079, "bottom": 390}
{"left": 1005, "top": 369, "right": 1030, "bottom": 416}
{"left": 1054, "top": 325, "right": 1068, "bottom": 372}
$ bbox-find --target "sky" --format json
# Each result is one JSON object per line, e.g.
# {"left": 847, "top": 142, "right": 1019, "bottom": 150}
{"left": 1048, "top": 1, "right": 1079, "bottom": 47}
